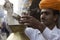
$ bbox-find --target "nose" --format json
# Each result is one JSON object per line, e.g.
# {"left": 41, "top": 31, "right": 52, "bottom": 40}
{"left": 40, "top": 13, "right": 46, "bottom": 19}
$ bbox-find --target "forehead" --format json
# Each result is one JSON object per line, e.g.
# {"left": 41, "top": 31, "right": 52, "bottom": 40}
{"left": 41, "top": 9, "right": 53, "bottom": 13}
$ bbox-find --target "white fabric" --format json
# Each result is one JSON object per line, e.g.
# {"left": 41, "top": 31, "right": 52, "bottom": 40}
{"left": 43, "top": 26, "right": 60, "bottom": 40}
{"left": 25, "top": 27, "right": 46, "bottom": 40}
{"left": 25, "top": 26, "right": 60, "bottom": 40}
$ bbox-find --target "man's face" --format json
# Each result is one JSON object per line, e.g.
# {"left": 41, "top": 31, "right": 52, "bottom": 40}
{"left": 40, "top": 9, "right": 57, "bottom": 26}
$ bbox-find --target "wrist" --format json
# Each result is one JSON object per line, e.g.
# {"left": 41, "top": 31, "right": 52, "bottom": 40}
{"left": 34, "top": 21, "right": 46, "bottom": 33}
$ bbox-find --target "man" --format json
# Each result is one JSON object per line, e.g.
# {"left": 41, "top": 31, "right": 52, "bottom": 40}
{"left": 18, "top": 0, "right": 60, "bottom": 40}
{"left": 3, "top": 0, "right": 14, "bottom": 25}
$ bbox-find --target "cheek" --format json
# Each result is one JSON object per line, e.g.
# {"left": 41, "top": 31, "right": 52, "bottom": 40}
{"left": 47, "top": 16, "right": 54, "bottom": 22}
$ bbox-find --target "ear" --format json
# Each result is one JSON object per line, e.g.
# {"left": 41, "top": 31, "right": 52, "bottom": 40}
{"left": 54, "top": 15, "right": 58, "bottom": 21}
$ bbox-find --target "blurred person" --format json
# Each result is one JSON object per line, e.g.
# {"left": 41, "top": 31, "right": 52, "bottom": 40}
{"left": 4, "top": 0, "right": 13, "bottom": 11}
{"left": 3, "top": 0, "right": 16, "bottom": 25}
{"left": 0, "top": 5, "right": 10, "bottom": 40}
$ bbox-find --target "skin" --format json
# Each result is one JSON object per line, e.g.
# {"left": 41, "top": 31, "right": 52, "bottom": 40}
{"left": 16, "top": 9, "right": 58, "bottom": 33}
{"left": 40, "top": 9, "right": 58, "bottom": 30}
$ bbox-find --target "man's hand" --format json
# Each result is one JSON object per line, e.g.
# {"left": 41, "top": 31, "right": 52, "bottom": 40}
{"left": 13, "top": 13, "right": 46, "bottom": 32}
{"left": 19, "top": 13, "right": 46, "bottom": 32}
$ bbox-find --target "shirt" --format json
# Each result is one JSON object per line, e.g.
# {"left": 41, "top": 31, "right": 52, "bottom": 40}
{"left": 25, "top": 26, "right": 60, "bottom": 40}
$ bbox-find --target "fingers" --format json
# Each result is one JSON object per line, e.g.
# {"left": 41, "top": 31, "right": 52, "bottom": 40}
{"left": 21, "top": 12, "right": 29, "bottom": 16}
{"left": 19, "top": 15, "right": 32, "bottom": 26}
{"left": 18, "top": 19, "right": 31, "bottom": 26}
{"left": 21, "top": 15, "right": 32, "bottom": 20}
{"left": 19, "top": 19, "right": 30, "bottom": 23}
{"left": 12, "top": 15, "right": 21, "bottom": 21}
{"left": 14, "top": 12, "right": 32, "bottom": 26}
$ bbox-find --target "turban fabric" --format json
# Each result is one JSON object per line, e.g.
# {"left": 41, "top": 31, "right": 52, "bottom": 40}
{"left": 39, "top": 0, "right": 60, "bottom": 10}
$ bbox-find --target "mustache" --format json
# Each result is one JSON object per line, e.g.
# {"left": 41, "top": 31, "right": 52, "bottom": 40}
{"left": 41, "top": 18, "right": 46, "bottom": 22}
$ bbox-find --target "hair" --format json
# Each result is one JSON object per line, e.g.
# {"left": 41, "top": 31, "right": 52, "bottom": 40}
{"left": 3, "top": 1, "right": 13, "bottom": 8}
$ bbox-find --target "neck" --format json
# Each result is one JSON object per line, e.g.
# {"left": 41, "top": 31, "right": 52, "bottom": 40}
{"left": 46, "top": 23, "right": 56, "bottom": 30}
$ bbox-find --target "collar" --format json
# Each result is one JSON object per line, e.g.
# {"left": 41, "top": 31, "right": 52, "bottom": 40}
{"left": 43, "top": 25, "right": 59, "bottom": 34}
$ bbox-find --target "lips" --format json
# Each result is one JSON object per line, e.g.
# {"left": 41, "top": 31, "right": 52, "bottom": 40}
{"left": 41, "top": 19, "right": 47, "bottom": 24}
{"left": 41, "top": 19, "right": 46, "bottom": 22}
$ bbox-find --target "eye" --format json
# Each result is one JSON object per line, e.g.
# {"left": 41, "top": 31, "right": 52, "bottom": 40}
{"left": 40, "top": 12, "right": 49, "bottom": 15}
{"left": 44, "top": 12, "right": 49, "bottom": 15}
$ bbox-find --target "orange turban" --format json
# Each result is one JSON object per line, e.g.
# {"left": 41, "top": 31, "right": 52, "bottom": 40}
{"left": 39, "top": 0, "right": 60, "bottom": 10}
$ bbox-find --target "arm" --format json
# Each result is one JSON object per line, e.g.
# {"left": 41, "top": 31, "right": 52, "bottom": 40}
{"left": 25, "top": 27, "right": 46, "bottom": 40}
{"left": 20, "top": 15, "right": 46, "bottom": 33}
